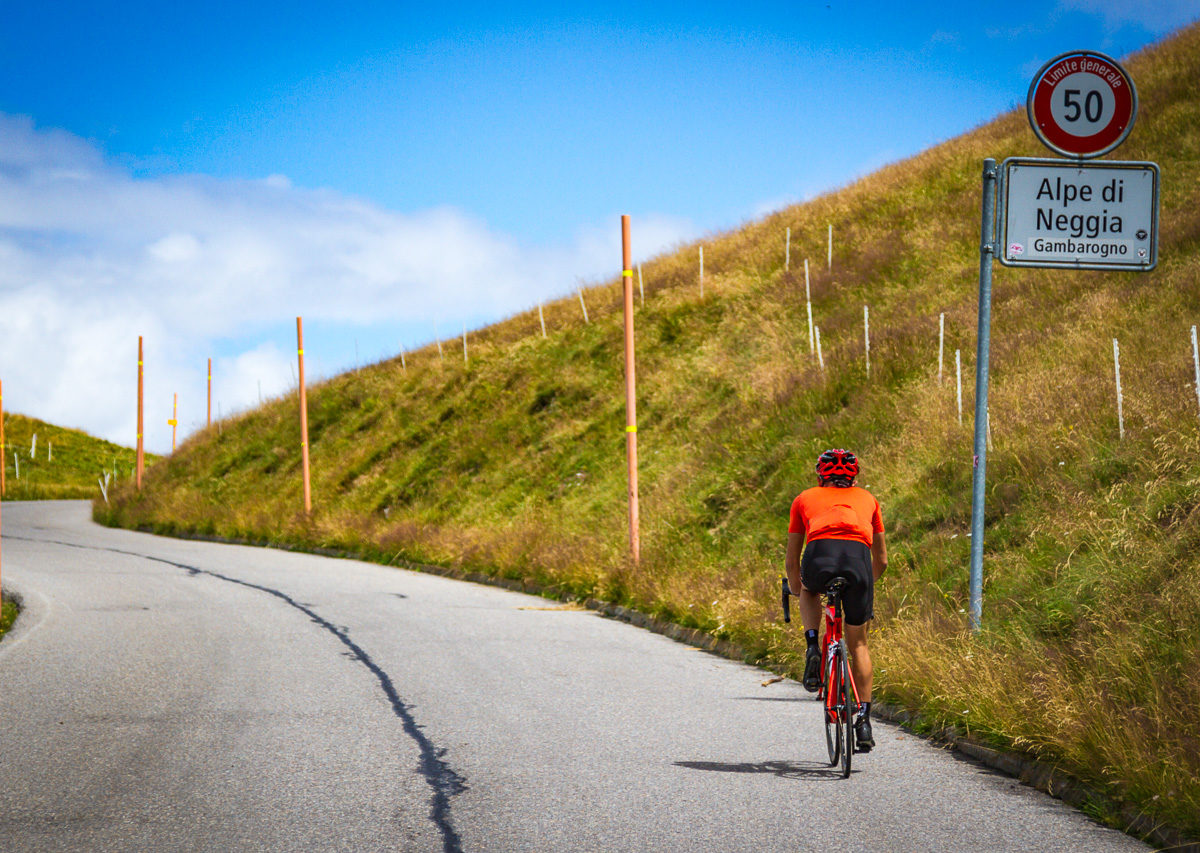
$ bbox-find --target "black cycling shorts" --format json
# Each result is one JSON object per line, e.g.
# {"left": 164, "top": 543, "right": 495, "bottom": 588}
{"left": 800, "top": 538, "right": 874, "bottom": 626}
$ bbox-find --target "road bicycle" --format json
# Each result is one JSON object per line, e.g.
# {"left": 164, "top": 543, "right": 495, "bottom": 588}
{"left": 782, "top": 575, "right": 862, "bottom": 778}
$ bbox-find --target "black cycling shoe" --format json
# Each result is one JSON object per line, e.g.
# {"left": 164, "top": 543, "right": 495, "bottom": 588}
{"left": 854, "top": 715, "right": 875, "bottom": 752}
{"left": 802, "top": 646, "right": 821, "bottom": 692}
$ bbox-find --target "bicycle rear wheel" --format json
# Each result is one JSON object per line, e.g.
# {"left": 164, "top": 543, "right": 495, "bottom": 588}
{"left": 838, "top": 645, "right": 853, "bottom": 778}
{"left": 824, "top": 650, "right": 841, "bottom": 766}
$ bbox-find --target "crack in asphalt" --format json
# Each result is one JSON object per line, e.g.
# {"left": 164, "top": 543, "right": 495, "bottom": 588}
{"left": 9, "top": 534, "right": 466, "bottom": 853}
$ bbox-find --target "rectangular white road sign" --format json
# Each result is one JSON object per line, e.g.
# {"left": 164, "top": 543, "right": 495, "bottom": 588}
{"left": 998, "top": 157, "right": 1159, "bottom": 270}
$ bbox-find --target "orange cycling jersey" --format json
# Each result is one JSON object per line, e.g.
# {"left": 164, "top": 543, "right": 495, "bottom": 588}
{"left": 788, "top": 485, "right": 884, "bottom": 548}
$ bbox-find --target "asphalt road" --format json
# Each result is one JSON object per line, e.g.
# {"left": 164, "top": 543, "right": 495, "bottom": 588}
{"left": 0, "top": 501, "right": 1147, "bottom": 852}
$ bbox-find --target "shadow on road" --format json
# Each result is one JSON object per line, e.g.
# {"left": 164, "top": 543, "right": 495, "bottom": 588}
{"left": 733, "top": 695, "right": 812, "bottom": 702}
{"left": 674, "top": 759, "right": 846, "bottom": 780}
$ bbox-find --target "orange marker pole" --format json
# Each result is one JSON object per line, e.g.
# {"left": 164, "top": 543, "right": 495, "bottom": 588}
{"left": 1, "top": 378, "right": 6, "bottom": 497}
{"left": 1, "top": 379, "right": 4, "bottom": 605}
{"left": 136, "top": 337, "right": 144, "bottom": 489}
{"left": 207, "top": 358, "right": 212, "bottom": 428}
{"left": 170, "top": 393, "right": 178, "bottom": 452}
{"left": 297, "top": 317, "right": 312, "bottom": 515}
{"left": 621, "top": 215, "right": 640, "bottom": 563}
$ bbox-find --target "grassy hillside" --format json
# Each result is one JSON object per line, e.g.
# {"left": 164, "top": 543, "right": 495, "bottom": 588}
{"left": 2, "top": 414, "right": 145, "bottom": 501}
{"left": 102, "top": 26, "right": 1200, "bottom": 837}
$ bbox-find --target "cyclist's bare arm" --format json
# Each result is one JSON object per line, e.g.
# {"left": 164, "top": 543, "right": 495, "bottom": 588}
{"left": 786, "top": 532, "right": 823, "bottom": 631}
{"left": 871, "top": 531, "right": 888, "bottom": 581}
{"left": 785, "top": 532, "right": 804, "bottom": 594}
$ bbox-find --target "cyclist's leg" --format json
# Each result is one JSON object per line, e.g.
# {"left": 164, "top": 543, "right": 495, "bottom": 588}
{"left": 835, "top": 540, "right": 874, "bottom": 701}
{"left": 799, "top": 543, "right": 834, "bottom": 692}
{"left": 797, "top": 584, "right": 822, "bottom": 631}
{"left": 844, "top": 621, "right": 872, "bottom": 702}
{"left": 798, "top": 541, "right": 835, "bottom": 631}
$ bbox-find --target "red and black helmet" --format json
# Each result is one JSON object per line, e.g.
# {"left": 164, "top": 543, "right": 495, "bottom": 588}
{"left": 816, "top": 448, "right": 859, "bottom": 483}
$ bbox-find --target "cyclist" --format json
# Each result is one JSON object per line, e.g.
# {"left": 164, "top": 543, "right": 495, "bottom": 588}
{"left": 785, "top": 448, "right": 887, "bottom": 751}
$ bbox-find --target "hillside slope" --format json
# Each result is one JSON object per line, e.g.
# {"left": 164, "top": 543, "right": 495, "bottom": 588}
{"left": 2, "top": 414, "right": 143, "bottom": 500}
{"left": 103, "top": 26, "right": 1200, "bottom": 837}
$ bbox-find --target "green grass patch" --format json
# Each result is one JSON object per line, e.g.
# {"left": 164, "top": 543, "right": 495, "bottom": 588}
{"left": 2, "top": 413, "right": 148, "bottom": 501}
{"left": 0, "top": 595, "right": 18, "bottom": 641}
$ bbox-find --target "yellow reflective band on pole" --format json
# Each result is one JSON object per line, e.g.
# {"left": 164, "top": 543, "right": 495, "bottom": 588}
{"left": 167, "top": 419, "right": 177, "bottom": 426}
{"left": 626, "top": 425, "right": 637, "bottom": 432}
{"left": 622, "top": 270, "right": 633, "bottom": 276}
{"left": 298, "top": 349, "right": 304, "bottom": 355}
{"left": 138, "top": 361, "right": 143, "bottom": 366}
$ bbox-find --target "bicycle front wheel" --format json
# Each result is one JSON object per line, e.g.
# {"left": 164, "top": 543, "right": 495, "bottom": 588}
{"left": 838, "top": 645, "right": 853, "bottom": 778}
{"left": 824, "top": 651, "right": 840, "bottom": 766}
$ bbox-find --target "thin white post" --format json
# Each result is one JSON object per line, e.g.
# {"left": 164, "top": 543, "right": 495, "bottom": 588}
{"left": 637, "top": 264, "right": 644, "bottom": 307}
{"left": 1191, "top": 325, "right": 1200, "bottom": 420}
{"left": 699, "top": 246, "right": 704, "bottom": 297}
{"left": 30, "top": 434, "right": 36, "bottom": 459}
{"left": 400, "top": 348, "right": 406, "bottom": 372}
{"left": 785, "top": 227, "right": 791, "bottom": 272}
{"left": 578, "top": 289, "right": 589, "bottom": 324}
{"left": 815, "top": 326, "right": 825, "bottom": 372}
{"left": 13, "top": 452, "right": 18, "bottom": 480}
{"left": 864, "top": 305, "right": 870, "bottom": 377}
{"left": 805, "top": 259, "right": 814, "bottom": 353}
{"left": 1113, "top": 338, "right": 1125, "bottom": 440}
{"left": 539, "top": 303, "right": 547, "bottom": 338}
{"left": 956, "top": 349, "right": 963, "bottom": 426}
{"left": 462, "top": 324, "right": 468, "bottom": 365}
{"left": 48, "top": 442, "right": 52, "bottom": 462}
{"left": 827, "top": 224, "right": 832, "bottom": 270}
{"left": 938, "top": 313, "right": 945, "bottom": 384}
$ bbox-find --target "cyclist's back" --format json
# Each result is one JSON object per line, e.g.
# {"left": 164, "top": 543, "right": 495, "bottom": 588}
{"left": 783, "top": 449, "right": 887, "bottom": 751}
{"left": 789, "top": 483, "right": 881, "bottom": 626}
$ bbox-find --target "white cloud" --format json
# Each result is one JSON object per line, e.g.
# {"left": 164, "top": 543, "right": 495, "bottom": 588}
{"left": 0, "top": 114, "right": 698, "bottom": 453}
{"left": 1058, "top": 0, "right": 1200, "bottom": 35}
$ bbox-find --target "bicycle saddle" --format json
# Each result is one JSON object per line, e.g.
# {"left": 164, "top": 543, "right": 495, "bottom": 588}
{"left": 825, "top": 577, "right": 850, "bottom": 595}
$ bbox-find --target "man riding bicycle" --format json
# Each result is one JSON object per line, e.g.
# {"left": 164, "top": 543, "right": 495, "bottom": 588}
{"left": 784, "top": 448, "right": 887, "bottom": 751}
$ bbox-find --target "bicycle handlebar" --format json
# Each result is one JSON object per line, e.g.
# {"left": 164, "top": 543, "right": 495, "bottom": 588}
{"left": 781, "top": 576, "right": 792, "bottom": 623}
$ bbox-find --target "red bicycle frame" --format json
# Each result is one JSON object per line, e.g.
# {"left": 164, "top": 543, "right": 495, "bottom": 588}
{"left": 820, "top": 599, "right": 863, "bottom": 721}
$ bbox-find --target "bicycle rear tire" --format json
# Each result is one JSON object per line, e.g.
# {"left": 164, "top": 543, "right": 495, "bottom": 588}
{"left": 824, "top": 650, "right": 841, "bottom": 766}
{"left": 838, "top": 645, "right": 853, "bottom": 778}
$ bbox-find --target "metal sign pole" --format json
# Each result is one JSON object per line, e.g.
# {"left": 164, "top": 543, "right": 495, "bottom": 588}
{"left": 969, "top": 159, "right": 998, "bottom": 632}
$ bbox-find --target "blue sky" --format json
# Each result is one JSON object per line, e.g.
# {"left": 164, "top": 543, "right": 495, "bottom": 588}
{"left": 1, "top": 0, "right": 1198, "bottom": 450}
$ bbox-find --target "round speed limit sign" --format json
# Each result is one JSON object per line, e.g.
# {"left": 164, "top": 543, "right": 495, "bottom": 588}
{"left": 1027, "top": 50, "right": 1137, "bottom": 159}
